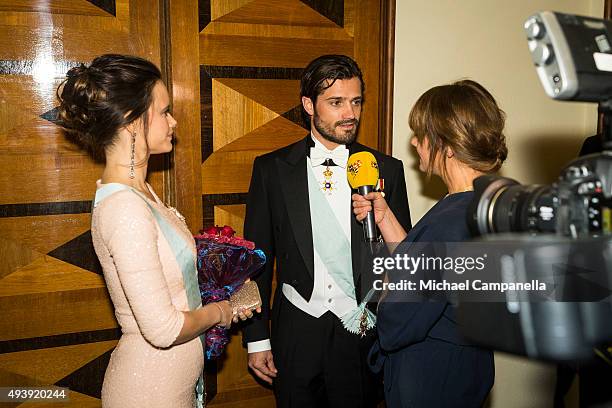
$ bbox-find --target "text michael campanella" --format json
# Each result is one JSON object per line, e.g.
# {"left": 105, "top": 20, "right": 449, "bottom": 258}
{"left": 370, "top": 253, "right": 547, "bottom": 293}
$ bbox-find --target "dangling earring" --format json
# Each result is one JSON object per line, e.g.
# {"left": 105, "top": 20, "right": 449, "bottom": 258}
{"left": 129, "top": 130, "right": 136, "bottom": 179}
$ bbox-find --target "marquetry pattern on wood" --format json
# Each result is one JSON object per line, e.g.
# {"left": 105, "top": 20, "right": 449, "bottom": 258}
{"left": 198, "top": 0, "right": 362, "bottom": 406}
{"left": 0, "top": 0, "right": 161, "bottom": 403}
{"left": 200, "top": 0, "right": 355, "bottom": 223}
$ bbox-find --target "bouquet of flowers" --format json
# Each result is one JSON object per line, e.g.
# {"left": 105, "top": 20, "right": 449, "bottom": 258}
{"left": 194, "top": 225, "right": 266, "bottom": 359}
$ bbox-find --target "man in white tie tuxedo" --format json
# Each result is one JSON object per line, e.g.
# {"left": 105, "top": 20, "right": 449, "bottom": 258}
{"left": 243, "top": 55, "right": 412, "bottom": 407}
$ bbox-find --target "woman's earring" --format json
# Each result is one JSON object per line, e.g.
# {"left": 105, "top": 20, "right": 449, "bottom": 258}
{"left": 129, "top": 130, "right": 136, "bottom": 179}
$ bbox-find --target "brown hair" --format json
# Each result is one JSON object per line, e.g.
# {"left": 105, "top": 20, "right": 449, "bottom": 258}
{"left": 300, "top": 54, "right": 364, "bottom": 127}
{"left": 56, "top": 54, "right": 162, "bottom": 160}
{"left": 408, "top": 79, "right": 507, "bottom": 177}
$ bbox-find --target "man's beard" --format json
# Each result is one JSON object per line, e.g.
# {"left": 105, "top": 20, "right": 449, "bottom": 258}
{"left": 313, "top": 111, "right": 360, "bottom": 146}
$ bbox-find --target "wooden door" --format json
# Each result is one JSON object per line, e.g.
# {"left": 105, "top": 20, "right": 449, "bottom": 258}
{"left": 179, "top": 1, "right": 394, "bottom": 406}
{"left": 0, "top": 1, "right": 164, "bottom": 405}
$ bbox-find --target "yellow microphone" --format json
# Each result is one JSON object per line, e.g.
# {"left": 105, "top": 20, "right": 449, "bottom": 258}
{"left": 347, "top": 152, "right": 379, "bottom": 242}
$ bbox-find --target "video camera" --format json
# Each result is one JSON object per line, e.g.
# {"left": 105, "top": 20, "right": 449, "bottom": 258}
{"left": 458, "top": 11, "right": 612, "bottom": 362}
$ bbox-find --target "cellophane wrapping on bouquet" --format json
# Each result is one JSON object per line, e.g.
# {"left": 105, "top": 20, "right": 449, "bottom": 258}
{"left": 194, "top": 225, "right": 266, "bottom": 359}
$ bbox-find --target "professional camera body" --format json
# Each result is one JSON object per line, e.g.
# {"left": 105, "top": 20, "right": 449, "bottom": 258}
{"left": 458, "top": 11, "right": 612, "bottom": 362}
{"left": 468, "top": 153, "right": 612, "bottom": 238}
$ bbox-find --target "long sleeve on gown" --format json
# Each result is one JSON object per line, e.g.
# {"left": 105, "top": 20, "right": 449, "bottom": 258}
{"left": 98, "top": 191, "right": 185, "bottom": 348}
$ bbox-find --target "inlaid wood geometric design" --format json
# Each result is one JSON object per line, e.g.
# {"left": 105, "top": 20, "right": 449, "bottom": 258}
{"left": 0, "top": 1, "right": 117, "bottom": 16}
{"left": 300, "top": 0, "right": 344, "bottom": 26}
{"left": 0, "top": 340, "right": 117, "bottom": 404}
{"left": 0, "top": 341, "right": 117, "bottom": 384}
{"left": 47, "top": 231, "right": 104, "bottom": 275}
{"left": 202, "top": 77, "right": 307, "bottom": 196}
{"left": 0, "top": 0, "right": 162, "bottom": 405}
{"left": 86, "top": 0, "right": 117, "bottom": 16}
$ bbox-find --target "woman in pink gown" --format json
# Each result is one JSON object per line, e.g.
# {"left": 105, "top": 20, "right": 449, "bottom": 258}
{"left": 56, "top": 54, "right": 255, "bottom": 407}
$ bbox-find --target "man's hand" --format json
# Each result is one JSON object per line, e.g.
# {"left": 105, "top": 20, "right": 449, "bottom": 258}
{"left": 248, "top": 350, "right": 278, "bottom": 384}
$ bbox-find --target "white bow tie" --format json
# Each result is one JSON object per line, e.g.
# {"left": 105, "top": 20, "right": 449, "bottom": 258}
{"left": 310, "top": 146, "right": 349, "bottom": 168}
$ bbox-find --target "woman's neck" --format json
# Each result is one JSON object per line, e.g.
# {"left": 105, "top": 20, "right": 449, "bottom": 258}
{"left": 101, "top": 162, "right": 150, "bottom": 196}
{"left": 442, "top": 161, "right": 484, "bottom": 195}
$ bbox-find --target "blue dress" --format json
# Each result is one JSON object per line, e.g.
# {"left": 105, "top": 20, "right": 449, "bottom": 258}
{"left": 369, "top": 192, "right": 494, "bottom": 408}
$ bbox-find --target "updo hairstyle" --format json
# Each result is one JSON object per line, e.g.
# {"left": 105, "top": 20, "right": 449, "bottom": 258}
{"left": 56, "top": 54, "right": 162, "bottom": 159}
{"left": 408, "top": 79, "right": 508, "bottom": 176}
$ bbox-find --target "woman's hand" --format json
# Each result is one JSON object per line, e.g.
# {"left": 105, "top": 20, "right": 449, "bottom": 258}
{"left": 211, "top": 300, "right": 233, "bottom": 328}
{"left": 352, "top": 192, "right": 389, "bottom": 225}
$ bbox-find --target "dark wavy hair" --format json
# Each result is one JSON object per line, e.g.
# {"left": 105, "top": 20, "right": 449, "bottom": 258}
{"left": 56, "top": 54, "right": 162, "bottom": 160}
{"left": 409, "top": 79, "right": 508, "bottom": 176}
{"left": 300, "top": 54, "right": 364, "bottom": 127}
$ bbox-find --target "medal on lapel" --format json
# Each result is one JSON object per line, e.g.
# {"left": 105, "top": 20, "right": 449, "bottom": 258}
{"left": 321, "top": 165, "right": 336, "bottom": 195}
{"left": 375, "top": 178, "right": 385, "bottom": 197}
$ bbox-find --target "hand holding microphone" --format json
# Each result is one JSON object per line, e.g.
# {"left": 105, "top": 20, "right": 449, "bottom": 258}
{"left": 347, "top": 152, "right": 383, "bottom": 242}
{"left": 352, "top": 191, "right": 389, "bottom": 222}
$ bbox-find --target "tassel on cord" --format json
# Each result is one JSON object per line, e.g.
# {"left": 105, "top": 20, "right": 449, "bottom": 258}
{"left": 341, "top": 288, "right": 377, "bottom": 336}
{"left": 341, "top": 302, "right": 376, "bottom": 335}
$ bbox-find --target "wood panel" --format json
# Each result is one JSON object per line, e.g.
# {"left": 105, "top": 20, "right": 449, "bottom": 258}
{"left": 0, "top": 0, "right": 165, "bottom": 404}
{"left": 351, "top": 0, "right": 381, "bottom": 150}
{"left": 166, "top": 0, "right": 203, "bottom": 232}
{"left": 200, "top": 36, "right": 353, "bottom": 68}
{"left": 0, "top": 214, "right": 91, "bottom": 254}
{"left": 186, "top": 0, "right": 394, "bottom": 406}
{"left": 211, "top": 205, "right": 276, "bottom": 407}
{"left": 214, "top": 0, "right": 339, "bottom": 26}
{"left": 202, "top": 150, "right": 264, "bottom": 195}
{"left": 380, "top": 0, "right": 396, "bottom": 154}
{"left": 0, "top": 341, "right": 117, "bottom": 383}
{"left": 0, "top": 237, "right": 42, "bottom": 280}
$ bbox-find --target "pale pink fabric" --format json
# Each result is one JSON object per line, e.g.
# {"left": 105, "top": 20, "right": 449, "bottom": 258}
{"left": 91, "top": 183, "right": 203, "bottom": 408}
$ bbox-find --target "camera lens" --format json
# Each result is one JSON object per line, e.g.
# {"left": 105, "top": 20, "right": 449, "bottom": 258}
{"left": 468, "top": 175, "right": 555, "bottom": 235}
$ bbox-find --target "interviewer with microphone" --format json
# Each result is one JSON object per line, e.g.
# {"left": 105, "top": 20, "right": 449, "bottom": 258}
{"left": 353, "top": 80, "right": 507, "bottom": 407}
